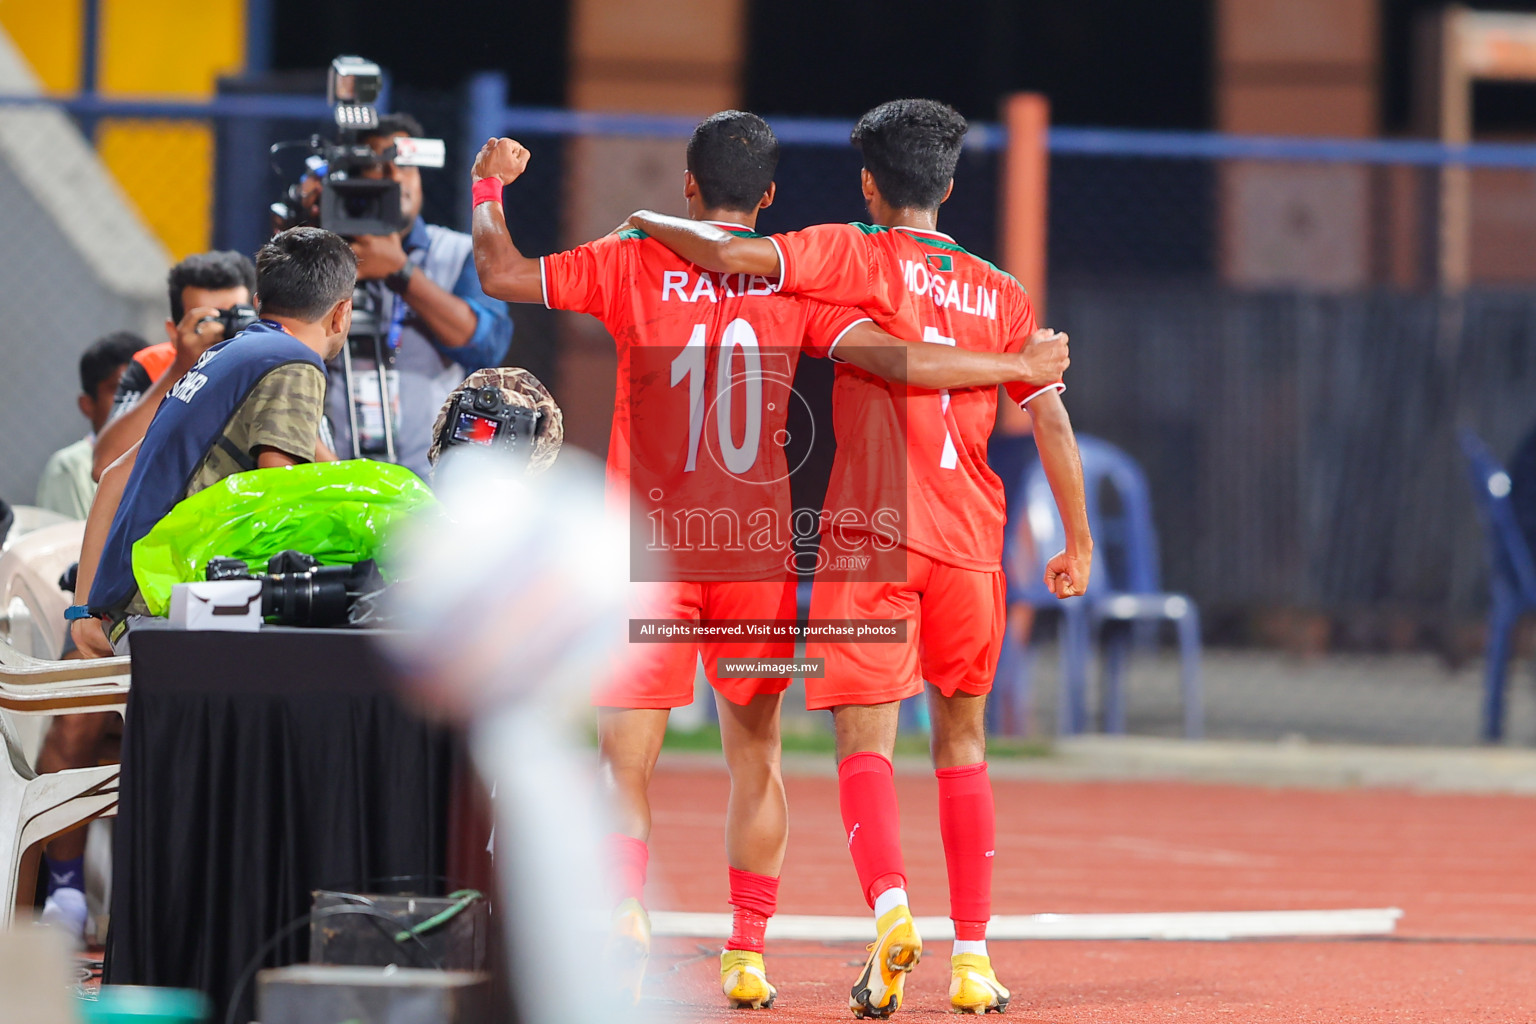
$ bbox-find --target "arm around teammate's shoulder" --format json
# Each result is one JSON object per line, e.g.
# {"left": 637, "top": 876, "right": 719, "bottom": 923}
{"left": 1027, "top": 389, "right": 1093, "bottom": 599}
{"left": 835, "top": 321, "right": 1042, "bottom": 390}
{"left": 623, "top": 211, "right": 781, "bottom": 277}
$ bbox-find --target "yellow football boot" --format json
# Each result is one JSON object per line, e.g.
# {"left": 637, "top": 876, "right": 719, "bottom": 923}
{"left": 605, "top": 897, "right": 652, "bottom": 1005}
{"left": 721, "top": 948, "right": 777, "bottom": 1009}
{"left": 848, "top": 904, "right": 922, "bottom": 1018}
{"left": 948, "top": 953, "right": 1010, "bottom": 1014}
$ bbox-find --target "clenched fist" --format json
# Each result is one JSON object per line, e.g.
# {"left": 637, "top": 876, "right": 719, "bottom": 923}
{"left": 472, "top": 137, "right": 530, "bottom": 186}
{"left": 1017, "top": 328, "right": 1069, "bottom": 386}
{"left": 1044, "top": 548, "right": 1092, "bottom": 599}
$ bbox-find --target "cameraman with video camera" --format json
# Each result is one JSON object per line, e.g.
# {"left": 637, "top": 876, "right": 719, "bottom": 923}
{"left": 328, "top": 112, "right": 513, "bottom": 477}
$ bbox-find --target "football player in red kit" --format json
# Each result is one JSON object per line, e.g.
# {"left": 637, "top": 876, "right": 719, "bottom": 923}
{"left": 470, "top": 109, "right": 1072, "bottom": 1010}
{"left": 627, "top": 99, "right": 1092, "bottom": 1016}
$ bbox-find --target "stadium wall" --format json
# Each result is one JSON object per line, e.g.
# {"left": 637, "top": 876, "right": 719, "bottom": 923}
{"left": 0, "top": 28, "right": 168, "bottom": 505}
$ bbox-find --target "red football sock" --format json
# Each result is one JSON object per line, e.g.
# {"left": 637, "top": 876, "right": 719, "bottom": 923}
{"left": 607, "top": 833, "right": 649, "bottom": 905}
{"left": 937, "top": 762, "right": 994, "bottom": 940}
{"left": 726, "top": 867, "right": 779, "bottom": 953}
{"left": 838, "top": 751, "right": 906, "bottom": 908}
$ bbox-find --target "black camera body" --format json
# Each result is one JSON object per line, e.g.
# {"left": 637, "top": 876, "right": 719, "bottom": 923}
{"left": 440, "top": 386, "right": 543, "bottom": 464}
{"left": 206, "top": 304, "right": 259, "bottom": 338}
{"left": 270, "top": 56, "right": 445, "bottom": 238}
{"left": 206, "top": 551, "right": 374, "bottom": 628}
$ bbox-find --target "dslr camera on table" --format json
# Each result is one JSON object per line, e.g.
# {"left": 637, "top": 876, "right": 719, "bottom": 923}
{"left": 150, "top": 368, "right": 561, "bottom": 637}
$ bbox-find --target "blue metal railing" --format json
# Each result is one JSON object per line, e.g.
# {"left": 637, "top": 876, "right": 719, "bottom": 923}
{"left": 481, "top": 102, "right": 1009, "bottom": 149}
{"left": 10, "top": 81, "right": 1536, "bottom": 168}
{"left": 12, "top": 74, "right": 1536, "bottom": 253}
{"left": 0, "top": 91, "right": 333, "bottom": 120}
{"left": 1046, "top": 126, "right": 1536, "bottom": 168}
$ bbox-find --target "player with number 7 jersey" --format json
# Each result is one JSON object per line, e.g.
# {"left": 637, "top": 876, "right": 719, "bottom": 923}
{"left": 627, "top": 100, "right": 1092, "bottom": 1018}
{"left": 627, "top": 198, "right": 1091, "bottom": 702}
{"left": 470, "top": 111, "right": 1071, "bottom": 1014}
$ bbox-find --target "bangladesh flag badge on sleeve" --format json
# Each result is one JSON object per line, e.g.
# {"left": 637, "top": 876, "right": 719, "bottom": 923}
{"left": 927, "top": 253, "right": 953, "bottom": 272}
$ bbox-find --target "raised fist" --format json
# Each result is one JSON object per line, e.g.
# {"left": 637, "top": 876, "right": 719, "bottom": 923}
{"left": 472, "top": 138, "right": 530, "bottom": 186}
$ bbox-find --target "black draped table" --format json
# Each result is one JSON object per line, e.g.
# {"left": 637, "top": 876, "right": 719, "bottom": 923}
{"left": 102, "top": 627, "right": 462, "bottom": 1023}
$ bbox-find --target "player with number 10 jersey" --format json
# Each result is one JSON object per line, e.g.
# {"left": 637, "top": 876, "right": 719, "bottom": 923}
{"left": 631, "top": 192, "right": 1085, "bottom": 714}
{"left": 470, "top": 110, "right": 1071, "bottom": 1013}
{"left": 627, "top": 99, "right": 1092, "bottom": 1018}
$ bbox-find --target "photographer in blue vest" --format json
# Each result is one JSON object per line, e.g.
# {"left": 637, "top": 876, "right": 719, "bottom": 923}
{"left": 334, "top": 112, "right": 514, "bottom": 477}
{"left": 39, "top": 227, "right": 356, "bottom": 941}
{"left": 68, "top": 226, "right": 356, "bottom": 658}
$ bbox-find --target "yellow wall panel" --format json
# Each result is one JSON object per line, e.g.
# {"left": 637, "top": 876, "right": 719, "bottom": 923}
{"left": 95, "top": 0, "right": 247, "bottom": 255}
{"left": 0, "top": 0, "right": 244, "bottom": 256}
{"left": 98, "top": 0, "right": 244, "bottom": 97}
{"left": 97, "top": 119, "right": 213, "bottom": 260}
{"left": 0, "top": 0, "right": 83, "bottom": 92}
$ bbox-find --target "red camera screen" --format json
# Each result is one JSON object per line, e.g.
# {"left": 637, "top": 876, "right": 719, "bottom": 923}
{"left": 452, "top": 412, "right": 500, "bottom": 446}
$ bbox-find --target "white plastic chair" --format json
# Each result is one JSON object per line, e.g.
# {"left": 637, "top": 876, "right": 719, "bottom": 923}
{"left": 0, "top": 515, "right": 88, "bottom": 758}
{"left": 0, "top": 640, "right": 129, "bottom": 928}
{"left": 0, "top": 709, "right": 119, "bottom": 927}
{"left": 0, "top": 506, "right": 73, "bottom": 553}
{"left": 0, "top": 517, "right": 86, "bottom": 665}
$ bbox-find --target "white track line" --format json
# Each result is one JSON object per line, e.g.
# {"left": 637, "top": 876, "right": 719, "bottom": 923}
{"left": 651, "top": 907, "right": 1403, "bottom": 942}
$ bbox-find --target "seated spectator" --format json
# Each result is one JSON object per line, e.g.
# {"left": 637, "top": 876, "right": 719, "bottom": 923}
{"left": 92, "top": 250, "right": 259, "bottom": 481}
{"left": 37, "top": 228, "right": 356, "bottom": 942}
{"left": 35, "top": 332, "right": 147, "bottom": 520}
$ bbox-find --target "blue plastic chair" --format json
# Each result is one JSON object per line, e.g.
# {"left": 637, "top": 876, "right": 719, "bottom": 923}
{"left": 1457, "top": 429, "right": 1536, "bottom": 742}
{"left": 997, "top": 459, "right": 1092, "bottom": 737}
{"left": 1014, "top": 437, "right": 1203, "bottom": 737}
{"left": 1076, "top": 437, "right": 1203, "bottom": 738}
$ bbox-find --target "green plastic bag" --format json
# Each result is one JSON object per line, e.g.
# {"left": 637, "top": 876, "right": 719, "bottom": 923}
{"left": 131, "top": 460, "right": 439, "bottom": 617}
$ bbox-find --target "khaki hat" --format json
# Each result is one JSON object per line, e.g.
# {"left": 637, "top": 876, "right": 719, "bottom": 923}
{"left": 428, "top": 367, "right": 563, "bottom": 473}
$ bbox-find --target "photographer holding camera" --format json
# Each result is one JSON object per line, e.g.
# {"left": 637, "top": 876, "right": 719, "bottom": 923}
{"left": 329, "top": 113, "right": 513, "bottom": 477}
{"left": 37, "top": 228, "right": 356, "bottom": 941}
{"left": 72, "top": 226, "right": 356, "bottom": 656}
{"left": 92, "top": 250, "right": 262, "bottom": 480}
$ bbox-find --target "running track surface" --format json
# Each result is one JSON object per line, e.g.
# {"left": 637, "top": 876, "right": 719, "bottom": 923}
{"left": 640, "top": 760, "right": 1536, "bottom": 1022}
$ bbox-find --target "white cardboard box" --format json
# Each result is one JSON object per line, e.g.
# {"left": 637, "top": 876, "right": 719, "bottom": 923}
{"left": 168, "top": 580, "right": 263, "bottom": 631}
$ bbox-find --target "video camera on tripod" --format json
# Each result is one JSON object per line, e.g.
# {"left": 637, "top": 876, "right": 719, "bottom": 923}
{"left": 269, "top": 56, "right": 445, "bottom": 237}
{"left": 270, "top": 56, "right": 448, "bottom": 464}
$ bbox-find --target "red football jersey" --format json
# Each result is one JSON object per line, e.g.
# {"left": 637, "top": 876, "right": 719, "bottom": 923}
{"left": 768, "top": 222, "right": 1062, "bottom": 571}
{"left": 541, "top": 221, "right": 867, "bottom": 581}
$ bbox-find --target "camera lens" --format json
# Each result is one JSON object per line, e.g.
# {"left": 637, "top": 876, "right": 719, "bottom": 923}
{"left": 261, "top": 568, "right": 351, "bottom": 627}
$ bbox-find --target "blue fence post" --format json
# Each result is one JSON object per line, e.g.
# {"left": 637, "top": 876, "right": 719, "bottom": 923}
{"left": 460, "top": 73, "right": 508, "bottom": 233}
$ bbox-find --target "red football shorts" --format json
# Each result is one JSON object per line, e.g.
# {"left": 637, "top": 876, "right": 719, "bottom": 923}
{"left": 805, "top": 548, "right": 1006, "bottom": 710}
{"left": 595, "top": 577, "right": 797, "bottom": 709}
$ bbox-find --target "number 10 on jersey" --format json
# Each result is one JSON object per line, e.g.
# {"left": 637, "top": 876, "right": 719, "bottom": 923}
{"left": 671, "top": 319, "right": 765, "bottom": 475}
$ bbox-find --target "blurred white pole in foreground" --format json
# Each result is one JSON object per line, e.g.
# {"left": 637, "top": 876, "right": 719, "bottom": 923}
{"left": 381, "top": 448, "right": 666, "bottom": 1024}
